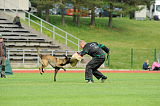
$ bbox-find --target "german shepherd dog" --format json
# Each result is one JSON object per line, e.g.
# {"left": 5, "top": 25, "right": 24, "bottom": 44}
{"left": 37, "top": 48, "right": 71, "bottom": 82}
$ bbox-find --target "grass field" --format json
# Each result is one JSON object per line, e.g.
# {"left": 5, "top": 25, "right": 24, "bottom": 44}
{"left": 1, "top": 72, "right": 160, "bottom": 106}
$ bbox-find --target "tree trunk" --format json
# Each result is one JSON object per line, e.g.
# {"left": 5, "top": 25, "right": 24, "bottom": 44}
{"left": 108, "top": 11, "right": 113, "bottom": 28}
{"left": 129, "top": 11, "right": 135, "bottom": 19}
{"left": 45, "top": 8, "right": 50, "bottom": 22}
{"left": 90, "top": 8, "right": 95, "bottom": 26}
{"left": 73, "top": 6, "right": 77, "bottom": 24}
{"left": 108, "top": 3, "right": 113, "bottom": 28}
{"left": 76, "top": 8, "right": 80, "bottom": 26}
{"left": 37, "top": 9, "right": 42, "bottom": 18}
{"left": 61, "top": 8, "right": 65, "bottom": 26}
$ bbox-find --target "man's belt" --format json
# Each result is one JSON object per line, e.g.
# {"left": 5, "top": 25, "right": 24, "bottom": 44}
{"left": 96, "top": 53, "right": 106, "bottom": 57}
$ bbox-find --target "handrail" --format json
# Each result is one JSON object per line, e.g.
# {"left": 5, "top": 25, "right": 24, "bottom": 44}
{"left": 3, "top": 0, "right": 81, "bottom": 51}
{"left": 7, "top": 49, "right": 78, "bottom": 65}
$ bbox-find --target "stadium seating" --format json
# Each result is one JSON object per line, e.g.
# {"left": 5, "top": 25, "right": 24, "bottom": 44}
{"left": 0, "top": 16, "right": 73, "bottom": 68}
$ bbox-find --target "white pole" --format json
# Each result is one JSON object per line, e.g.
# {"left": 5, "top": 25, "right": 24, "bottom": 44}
{"left": 4, "top": 0, "right": 6, "bottom": 12}
{"left": 23, "top": 50, "right": 25, "bottom": 64}
{"left": 66, "top": 33, "right": 68, "bottom": 47}
{"left": 52, "top": 26, "right": 55, "bottom": 39}
{"left": 28, "top": 13, "right": 30, "bottom": 26}
{"left": 65, "top": 50, "right": 68, "bottom": 56}
{"left": 78, "top": 39, "right": 80, "bottom": 51}
{"left": 40, "top": 19, "right": 42, "bottom": 33}
{"left": 37, "top": 52, "right": 39, "bottom": 66}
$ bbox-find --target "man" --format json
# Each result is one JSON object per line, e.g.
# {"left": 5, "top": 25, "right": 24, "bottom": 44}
{"left": 0, "top": 34, "right": 7, "bottom": 78}
{"left": 79, "top": 40, "right": 110, "bottom": 83}
{"left": 142, "top": 59, "right": 150, "bottom": 70}
{"left": 13, "top": 15, "right": 22, "bottom": 28}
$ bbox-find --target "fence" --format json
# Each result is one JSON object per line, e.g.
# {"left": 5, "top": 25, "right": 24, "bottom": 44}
{"left": 7, "top": 49, "right": 76, "bottom": 65}
{"left": 107, "top": 48, "right": 160, "bottom": 69}
{"left": 6, "top": 48, "right": 160, "bottom": 69}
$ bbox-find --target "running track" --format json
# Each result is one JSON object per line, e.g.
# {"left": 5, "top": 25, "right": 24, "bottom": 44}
{"left": 12, "top": 69, "right": 160, "bottom": 73}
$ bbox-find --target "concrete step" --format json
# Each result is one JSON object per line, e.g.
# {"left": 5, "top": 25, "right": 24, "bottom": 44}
{"left": 4, "top": 37, "right": 45, "bottom": 40}
{"left": 6, "top": 45, "right": 60, "bottom": 50}
{"left": 3, "top": 36, "right": 45, "bottom": 41}
{"left": 0, "top": 26, "right": 23, "bottom": 28}
{"left": 5, "top": 42, "right": 55, "bottom": 47}
{"left": 1, "top": 32, "right": 38, "bottom": 36}
{"left": 6, "top": 42, "right": 52, "bottom": 46}
{"left": 9, "top": 53, "right": 72, "bottom": 57}
{"left": 2, "top": 34, "right": 38, "bottom": 37}
{"left": 5, "top": 40, "right": 52, "bottom": 45}
{"left": 0, "top": 22, "right": 14, "bottom": 24}
{"left": 0, "top": 28, "right": 29, "bottom": 32}
{"left": 0, "top": 18, "right": 7, "bottom": 20}
{"left": 0, "top": 24, "right": 18, "bottom": 27}
{"left": 0, "top": 20, "right": 9, "bottom": 23}
{"left": 0, "top": 28, "right": 26, "bottom": 30}
{"left": 0, "top": 30, "right": 30, "bottom": 33}
{"left": 6, "top": 44, "right": 59, "bottom": 47}
{"left": 7, "top": 48, "right": 63, "bottom": 52}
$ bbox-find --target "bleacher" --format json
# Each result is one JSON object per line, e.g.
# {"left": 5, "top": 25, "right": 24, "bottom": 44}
{"left": 0, "top": 16, "right": 73, "bottom": 68}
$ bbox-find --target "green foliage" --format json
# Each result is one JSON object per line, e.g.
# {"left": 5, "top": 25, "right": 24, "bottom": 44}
{"left": 30, "top": 0, "right": 57, "bottom": 21}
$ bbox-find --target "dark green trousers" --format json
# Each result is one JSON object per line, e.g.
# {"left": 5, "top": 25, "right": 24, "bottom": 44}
{"left": 0, "top": 57, "right": 6, "bottom": 78}
{"left": 85, "top": 57, "right": 105, "bottom": 80}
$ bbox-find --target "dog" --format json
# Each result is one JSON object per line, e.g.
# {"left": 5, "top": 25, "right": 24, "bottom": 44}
{"left": 37, "top": 48, "right": 71, "bottom": 82}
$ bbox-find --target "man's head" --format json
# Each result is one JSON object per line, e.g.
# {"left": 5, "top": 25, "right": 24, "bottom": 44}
{"left": 80, "top": 40, "right": 86, "bottom": 49}
{"left": 146, "top": 59, "right": 149, "bottom": 63}
{"left": 0, "top": 34, "right": 3, "bottom": 42}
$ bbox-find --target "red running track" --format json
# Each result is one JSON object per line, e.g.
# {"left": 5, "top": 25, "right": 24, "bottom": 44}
{"left": 12, "top": 69, "right": 160, "bottom": 73}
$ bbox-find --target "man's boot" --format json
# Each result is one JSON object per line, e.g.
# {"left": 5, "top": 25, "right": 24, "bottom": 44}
{"left": 1, "top": 66, "right": 6, "bottom": 78}
{"left": 101, "top": 76, "right": 107, "bottom": 83}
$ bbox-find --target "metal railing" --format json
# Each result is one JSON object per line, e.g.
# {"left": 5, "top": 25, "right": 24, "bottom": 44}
{"left": 2, "top": 0, "right": 81, "bottom": 51}
{"left": 7, "top": 49, "right": 77, "bottom": 65}
{"left": 7, "top": 48, "right": 160, "bottom": 69}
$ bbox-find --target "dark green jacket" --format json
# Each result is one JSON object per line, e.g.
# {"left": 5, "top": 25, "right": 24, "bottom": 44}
{"left": 79, "top": 42, "right": 109, "bottom": 58}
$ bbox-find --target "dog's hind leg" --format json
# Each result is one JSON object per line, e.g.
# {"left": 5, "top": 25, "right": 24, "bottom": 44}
{"left": 54, "top": 67, "right": 60, "bottom": 82}
{"left": 39, "top": 65, "right": 46, "bottom": 75}
{"left": 61, "top": 67, "right": 66, "bottom": 71}
{"left": 39, "top": 60, "right": 48, "bottom": 75}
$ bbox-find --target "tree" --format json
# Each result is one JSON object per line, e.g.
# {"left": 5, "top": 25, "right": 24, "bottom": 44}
{"left": 142, "top": 0, "right": 155, "bottom": 10}
{"left": 103, "top": 0, "right": 127, "bottom": 28}
{"left": 70, "top": 0, "right": 84, "bottom": 26}
{"left": 103, "top": 0, "right": 147, "bottom": 28}
{"left": 31, "top": 0, "right": 56, "bottom": 22}
{"left": 59, "top": 0, "right": 67, "bottom": 25}
{"left": 84, "top": 0, "right": 103, "bottom": 26}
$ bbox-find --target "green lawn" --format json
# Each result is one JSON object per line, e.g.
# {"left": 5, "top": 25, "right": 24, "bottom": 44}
{"left": 1, "top": 73, "right": 160, "bottom": 106}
